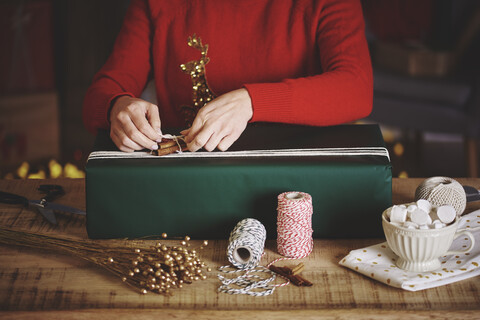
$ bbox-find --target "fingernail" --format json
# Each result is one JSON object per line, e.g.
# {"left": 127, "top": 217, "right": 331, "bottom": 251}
{"left": 156, "top": 138, "right": 162, "bottom": 143}
{"left": 151, "top": 144, "right": 158, "bottom": 150}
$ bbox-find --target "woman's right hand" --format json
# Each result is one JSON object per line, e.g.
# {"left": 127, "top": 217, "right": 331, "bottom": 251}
{"left": 109, "top": 96, "right": 163, "bottom": 152}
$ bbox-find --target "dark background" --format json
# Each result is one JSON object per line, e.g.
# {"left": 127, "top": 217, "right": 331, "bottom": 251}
{"left": 0, "top": 0, "right": 479, "bottom": 178}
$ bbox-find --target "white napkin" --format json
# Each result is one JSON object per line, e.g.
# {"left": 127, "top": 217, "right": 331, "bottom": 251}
{"left": 339, "top": 209, "right": 480, "bottom": 291}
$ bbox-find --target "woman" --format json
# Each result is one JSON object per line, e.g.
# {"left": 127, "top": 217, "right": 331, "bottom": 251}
{"left": 83, "top": 0, "right": 372, "bottom": 152}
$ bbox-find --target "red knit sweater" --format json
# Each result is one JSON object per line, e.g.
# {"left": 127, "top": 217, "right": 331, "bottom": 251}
{"left": 83, "top": 0, "right": 372, "bottom": 134}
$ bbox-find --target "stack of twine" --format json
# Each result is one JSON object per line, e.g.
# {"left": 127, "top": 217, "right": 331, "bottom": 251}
{"left": 0, "top": 228, "right": 210, "bottom": 295}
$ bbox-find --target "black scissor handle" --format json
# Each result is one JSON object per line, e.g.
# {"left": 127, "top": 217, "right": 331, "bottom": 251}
{"left": 0, "top": 191, "right": 29, "bottom": 207}
{"left": 38, "top": 185, "right": 65, "bottom": 203}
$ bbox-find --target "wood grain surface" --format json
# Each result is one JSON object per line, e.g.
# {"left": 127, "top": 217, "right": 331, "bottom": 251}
{"left": 0, "top": 178, "right": 479, "bottom": 319}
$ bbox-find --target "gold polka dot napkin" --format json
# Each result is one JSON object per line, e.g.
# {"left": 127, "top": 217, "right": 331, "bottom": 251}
{"left": 339, "top": 210, "right": 480, "bottom": 291}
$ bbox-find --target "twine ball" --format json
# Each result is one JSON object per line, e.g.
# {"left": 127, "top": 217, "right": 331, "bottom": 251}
{"left": 414, "top": 176, "right": 466, "bottom": 216}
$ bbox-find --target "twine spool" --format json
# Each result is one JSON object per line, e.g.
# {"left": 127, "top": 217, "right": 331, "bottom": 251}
{"left": 415, "top": 176, "right": 467, "bottom": 216}
{"left": 226, "top": 218, "right": 266, "bottom": 270}
{"left": 218, "top": 218, "right": 276, "bottom": 296}
{"left": 276, "top": 191, "right": 314, "bottom": 259}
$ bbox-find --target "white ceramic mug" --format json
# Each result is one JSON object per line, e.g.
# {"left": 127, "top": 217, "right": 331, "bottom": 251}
{"left": 382, "top": 210, "right": 475, "bottom": 272}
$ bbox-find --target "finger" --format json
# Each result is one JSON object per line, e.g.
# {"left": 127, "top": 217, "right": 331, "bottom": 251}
{"left": 146, "top": 104, "right": 162, "bottom": 140}
{"left": 180, "top": 128, "right": 190, "bottom": 136}
{"left": 217, "top": 133, "right": 238, "bottom": 151}
{"left": 123, "top": 118, "right": 159, "bottom": 150}
{"left": 184, "top": 123, "right": 201, "bottom": 144}
{"left": 185, "top": 109, "right": 210, "bottom": 143}
{"left": 113, "top": 129, "right": 142, "bottom": 150}
{"left": 130, "top": 108, "right": 162, "bottom": 143}
{"left": 203, "top": 131, "right": 224, "bottom": 152}
{"left": 111, "top": 130, "right": 140, "bottom": 152}
{"left": 111, "top": 135, "right": 134, "bottom": 152}
{"left": 187, "top": 127, "right": 214, "bottom": 152}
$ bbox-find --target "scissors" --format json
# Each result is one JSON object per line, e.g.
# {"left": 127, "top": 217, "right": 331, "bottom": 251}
{"left": 464, "top": 186, "right": 480, "bottom": 202}
{"left": 0, "top": 184, "right": 86, "bottom": 225}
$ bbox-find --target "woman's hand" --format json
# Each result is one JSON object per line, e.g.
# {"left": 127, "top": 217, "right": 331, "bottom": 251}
{"left": 109, "top": 96, "right": 163, "bottom": 152}
{"left": 181, "top": 88, "right": 253, "bottom": 152}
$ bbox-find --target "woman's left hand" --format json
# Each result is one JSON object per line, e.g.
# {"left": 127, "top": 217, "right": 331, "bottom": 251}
{"left": 181, "top": 88, "right": 253, "bottom": 152}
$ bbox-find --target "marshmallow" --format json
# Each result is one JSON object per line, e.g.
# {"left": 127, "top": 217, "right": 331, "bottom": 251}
{"left": 416, "top": 199, "right": 432, "bottom": 213}
{"left": 407, "top": 204, "right": 417, "bottom": 212}
{"left": 410, "top": 208, "right": 432, "bottom": 225}
{"left": 390, "top": 205, "right": 408, "bottom": 223}
{"left": 419, "top": 224, "right": 430, "bottom": 230}
{"left": 403, "top": 221, "right": 419, "bottom": 229}
{"left": 436, "top": 205, "right": 456, "bottom": 224}
{"left": 406, "top": 211, "right": 413, "bottom": 221}
{"left": 406, "top": 205, "right": 416, "bottom": 220}
{"left": 432, "top": 220, "right": 446, "bottom": 229}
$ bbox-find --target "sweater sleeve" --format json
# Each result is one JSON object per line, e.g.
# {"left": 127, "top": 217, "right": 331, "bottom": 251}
{"left": 82, "top": 0, "right": 152, "bottom": 134}
{"left": 244, "top": 0, "right": 373, "bottom": 126}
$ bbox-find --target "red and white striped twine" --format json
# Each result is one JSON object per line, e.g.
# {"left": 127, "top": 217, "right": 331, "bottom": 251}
{"left": 275, "top": 191, "right": 313, "bottom": 261}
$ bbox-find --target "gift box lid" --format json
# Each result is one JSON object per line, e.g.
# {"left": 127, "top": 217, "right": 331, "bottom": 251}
{"left": 88, "top": 123, "right": 390, "bottom": 162}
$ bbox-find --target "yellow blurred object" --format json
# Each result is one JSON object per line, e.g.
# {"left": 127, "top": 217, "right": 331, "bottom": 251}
{"left": 398, "top": 171, "right": 409, "bottom": 178}
{"left": 64, "top": 163, "right": 85, "bottom": 178}
{"left": 28, "top": 170, "right": 46, "bottom": 179}
{"left": 382, "top": 129, "right": 395, "bottom": 144}
{"left": 4, "top": 159, "right": 86, "bottom": 179}
{"left": 49, "top": 159, "right": 63, "bottom": 178}
{"left": 17, "top": 162, "right": 30, "bottom": 179}
{"left": 393, "top": 143, "right": 405, "bottom": 157}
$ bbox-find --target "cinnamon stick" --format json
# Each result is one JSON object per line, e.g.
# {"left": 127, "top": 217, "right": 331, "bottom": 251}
{"left": 154, "top": 143, "right": 186, "bottom": 156}
{"left": 158, "top": 140, "right": 178, "bottom": 149}
{"left": 269, "top": 264, "right": 313, "bottom": 287}
{"left": 153, "top": 139, "right": 187, "bottom": 156}
{"left": 295, "top": 274, "right": 313, "bottom": 287}
{"left": 269, "top": 265, "right": 304, "bottom": 286}
{"left": 291, "top": 263, "right": 305, "bottom": 275}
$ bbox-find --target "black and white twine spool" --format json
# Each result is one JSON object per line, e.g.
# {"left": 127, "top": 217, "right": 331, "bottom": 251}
{"left": 218, "top": 218, "right": 277, "bottom": 296}
{"left": 227, "top": 218, "right": 266, "bottom": 269}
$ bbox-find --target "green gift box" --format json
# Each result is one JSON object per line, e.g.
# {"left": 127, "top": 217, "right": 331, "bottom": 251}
{"left": 86, "top": 124, "right": 392, "bottom": 239}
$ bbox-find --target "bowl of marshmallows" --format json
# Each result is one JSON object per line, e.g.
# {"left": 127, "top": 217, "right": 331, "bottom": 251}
{"left": 382, "top": 199, "right": 475, "bottom": 272}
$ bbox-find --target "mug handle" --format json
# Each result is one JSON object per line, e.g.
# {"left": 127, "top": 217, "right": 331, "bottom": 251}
{"left": 445, "top": 230, "right": 475, "bottom": 256}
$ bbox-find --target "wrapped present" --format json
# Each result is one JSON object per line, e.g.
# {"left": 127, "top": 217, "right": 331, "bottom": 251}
{"left": 86, "top": 123, "right": 392, "bottom": 239}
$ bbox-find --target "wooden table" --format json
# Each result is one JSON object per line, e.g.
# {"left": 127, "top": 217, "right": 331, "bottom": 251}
{"left": 1, "top": 178, "right": 479, "bottom": 319}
